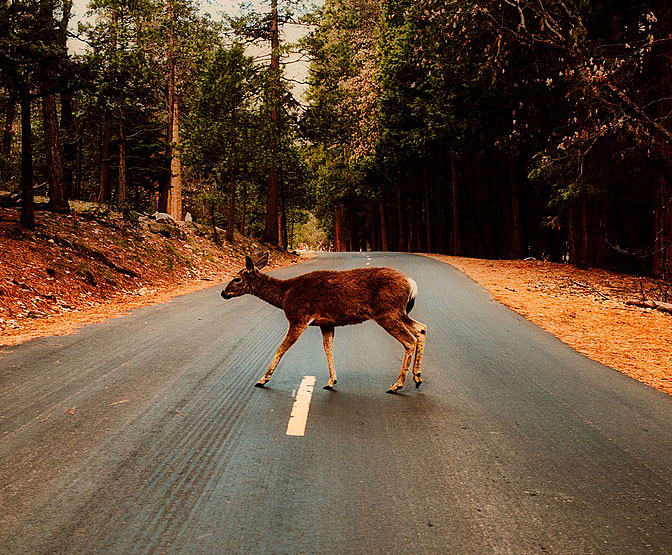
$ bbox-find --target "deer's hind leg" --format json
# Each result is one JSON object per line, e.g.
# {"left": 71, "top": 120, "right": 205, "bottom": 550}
{"left": 256, "top": 320, "right": 310, "bottom": 387}
{"left": 375, "top": 314, "right": 418, "bottom": 394}
{"left": 402, "top": 315, "right": 427, "bottom": 389}
{"left": 320, "top": 325, "right": 337, "bottom": 390}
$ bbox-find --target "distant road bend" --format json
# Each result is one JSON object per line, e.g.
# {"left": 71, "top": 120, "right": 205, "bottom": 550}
{"left": 1, "top": 252, "right": 671, "bottom": 554}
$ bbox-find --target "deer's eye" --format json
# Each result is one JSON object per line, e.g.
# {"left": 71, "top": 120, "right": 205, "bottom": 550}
{"left": 233, "top": 277, "right": 242, "bottom": 283}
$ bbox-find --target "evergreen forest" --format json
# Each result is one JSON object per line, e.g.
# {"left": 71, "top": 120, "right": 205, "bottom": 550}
{"left": 1, "top": 0, "right": 671, "bottom": 280}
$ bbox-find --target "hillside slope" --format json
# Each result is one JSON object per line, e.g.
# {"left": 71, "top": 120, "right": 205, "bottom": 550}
{"left": 0, "top": 204, "right": 299, "bottom": 345}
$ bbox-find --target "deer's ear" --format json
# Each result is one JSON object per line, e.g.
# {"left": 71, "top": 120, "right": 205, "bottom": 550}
{"left": 245, "top": 256, "right": 255, "bottom": 271}
{"left": 255, "top": 251, "right": 269, "bottom": 270}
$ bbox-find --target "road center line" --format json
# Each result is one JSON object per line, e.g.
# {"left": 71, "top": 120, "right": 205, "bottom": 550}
{"left": 286, "top": 376, "right": 316, "bottom": 437}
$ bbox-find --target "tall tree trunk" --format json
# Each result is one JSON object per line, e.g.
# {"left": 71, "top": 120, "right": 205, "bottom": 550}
{"left": 169, "top": 97, "right": 182, "bottom": 219}
{"left": 58, "top": 2, "right": 74, "bottom": 199}
{"left": 159, "top": 0, "right": 176, "bottom": 214}
{"left": 396, "top": 187, "right": 406, "bottom": 251}
{"left": 653, "top": 177, "right": 672, "bottom": 280}
{"left": 450, "top": 156, "right": 461, "bottom": 255}
{"left": 42, "top": 94, "right": 68, "bottom": 212}
{"left": 333, "top": 203, "right": 346, "bottom": 251}
{"left": 289, "top": 215, "right": 295, "bottom": 249}
{"left": 348, "top": 199, "right": 360, "bottom": 251}
{"left": 568, "top": 195, "right": 589, "bottom": 267}
{"left": 653, "top": 8, "right": 672, "bottom": 279}
{"left": 369, "top": 199, "right": 378, "bottom": 251}
{"left": 98, "top": 110, "right": 112, "bottom": 204}
{"left": 19, "top": 90, "right": 34, "bottom": 229}
{"left": 378, "top": 197, "right": 388, "bottom": 251}
{"left": 263, "top": 0, "right": 281, "bottom": 246}
{"left": 414, "top": 172, "right": 424, "bottom": 252}
{"left": 158, "top": 151, "right": 171, "bottom": 213}
{"left": 227, "top": 164, "right": 235, "bottom": 244}
{"left": 118, "top": 116, "right": 127, "bottom": 205}
{"left": 433, "top": 159, "right": 446, "bottom": 253}
{"left": 507, "top": 158, "right": 524, "bottom": 258}
{"left": 60, "top": 92, "right": 75, "bottom": 199}
{"left": 472, "top": 153, "right": 492, "bottom": 257}
{"left": 75, "top": 132, "right": 82, "bottom": 200}
{"left": 423, "top": 163, "right": 432, "bottom": 252}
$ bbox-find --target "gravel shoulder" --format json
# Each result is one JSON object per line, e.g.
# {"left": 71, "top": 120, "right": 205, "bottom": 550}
{"left": 424, "top": 254, "right": 672, "bottom": 395}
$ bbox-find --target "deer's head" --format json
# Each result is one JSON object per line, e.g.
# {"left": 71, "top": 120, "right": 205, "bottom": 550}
{"left": 221, "top": 252, "right": 269, "bottom": 299}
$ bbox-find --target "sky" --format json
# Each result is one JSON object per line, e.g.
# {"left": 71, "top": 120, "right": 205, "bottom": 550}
{"left": 68, "top": 0, "right": 318, "bottom": 101}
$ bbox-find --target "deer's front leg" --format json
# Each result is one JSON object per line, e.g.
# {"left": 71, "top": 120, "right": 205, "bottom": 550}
{"left": 320, "top": 325, "right": 337, "bottom": 390}
{"left": 255, "top": 321, "right": 309, "bottom": 387}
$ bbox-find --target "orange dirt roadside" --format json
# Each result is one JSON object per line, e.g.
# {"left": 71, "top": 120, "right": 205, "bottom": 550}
{"left": 0, "top": 205, "right": 306, "bottom": 347}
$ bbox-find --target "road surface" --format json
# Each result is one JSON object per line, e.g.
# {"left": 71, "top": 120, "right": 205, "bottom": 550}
{"left": 1, "top": 252, "right": 671, "bottom": 554}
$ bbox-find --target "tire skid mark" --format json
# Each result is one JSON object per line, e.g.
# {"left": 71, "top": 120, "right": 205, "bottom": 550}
{"left": 143, "top": 326, "right": 279, "bottom": 548}
{"left": 73, "top": 314, "right": 285, "bottom": 552}
{"left": 36, "top": 307, "right": 282, "bottom": 554}
{"left": 133, "top": 328, "right": 282, "bottom": 551}
{"left": 133, "top": 316, "right": 281, "bottom": 502}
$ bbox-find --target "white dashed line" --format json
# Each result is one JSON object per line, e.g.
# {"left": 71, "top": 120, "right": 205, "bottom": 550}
{"left": 286, "top": 376, "right": 316, "bottom": 437}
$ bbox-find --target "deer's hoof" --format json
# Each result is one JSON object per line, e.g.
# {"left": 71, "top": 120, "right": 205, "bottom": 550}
{"left": 386, "top": 388, "right": 398, "bottom": 394}
{"left": 323, "top": 384, "right": 334, "bottom": 390}
{"left": 415, "top": 381, "right": 422, "bottom": 389}
{"left": 254, "top": 382, "right": 266, "bottom": 388}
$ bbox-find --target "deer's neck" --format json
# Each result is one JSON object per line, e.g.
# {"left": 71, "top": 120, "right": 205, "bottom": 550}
{"left": 251, "top": 273, "right": 288, "bottom": 309}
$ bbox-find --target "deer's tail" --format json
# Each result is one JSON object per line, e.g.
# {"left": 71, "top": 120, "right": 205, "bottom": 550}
{"left": 406, "top": 277, "right": 418, "bottom": 314}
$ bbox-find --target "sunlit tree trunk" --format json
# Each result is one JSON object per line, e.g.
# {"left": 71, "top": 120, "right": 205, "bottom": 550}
{"left": 263, "top": 0, "right": 281, "bottom": 245}
{"left": 160, "top": 0, "right": 181, "bottom": 218}
{"left": 168, "top": 96, "right": 182, "bottom": 219}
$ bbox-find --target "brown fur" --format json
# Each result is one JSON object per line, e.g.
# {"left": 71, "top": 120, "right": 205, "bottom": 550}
{"left": 222, "top": 253, "right": 427, "bottom": 393}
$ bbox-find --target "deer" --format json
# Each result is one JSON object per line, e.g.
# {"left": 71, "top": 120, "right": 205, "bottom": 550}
{"left": 221, "top": 252, "right": 427, "bottom": 393}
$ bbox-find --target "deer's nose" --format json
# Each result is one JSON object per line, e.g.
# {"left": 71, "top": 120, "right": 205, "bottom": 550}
{"left": 221, "top": 290, "right": 232, "bottom": 299}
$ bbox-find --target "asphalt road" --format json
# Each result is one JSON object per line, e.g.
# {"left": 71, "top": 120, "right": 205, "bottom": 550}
{"left": 1, "top": 252, "right": 671, "bottom": 554}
